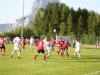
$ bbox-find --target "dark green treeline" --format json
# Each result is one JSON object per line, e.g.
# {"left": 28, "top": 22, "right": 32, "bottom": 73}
{"left": 1, "top": 2, "right": 100, "bottom": 44}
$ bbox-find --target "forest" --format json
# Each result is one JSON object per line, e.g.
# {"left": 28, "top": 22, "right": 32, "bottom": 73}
{"left": 1, "top": 2, "right": 100, "bottom": 44}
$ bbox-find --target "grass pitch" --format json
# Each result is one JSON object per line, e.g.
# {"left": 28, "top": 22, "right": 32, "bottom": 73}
{"left": 0, "top": 44, "right": 100, "bottom": 75}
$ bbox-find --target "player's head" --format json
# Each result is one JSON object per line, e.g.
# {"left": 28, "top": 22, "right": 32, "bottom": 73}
{"left": 75, "top": 38, "right": 78, "bottom": 42}
{"left": 39, "top": 38, "right": 42, "bottom": 41}
{"left": 60, "top": 37, "right": 62, "bottom": 40}
{"left": 16, "top": 34, "right": 19, "bottom": 37}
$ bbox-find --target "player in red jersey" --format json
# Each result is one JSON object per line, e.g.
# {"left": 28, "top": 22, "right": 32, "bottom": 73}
{"left": 50, "top": 38, "right": 56, "bottom": 51}
{"left": 0, "top": 36, "right": 6, "bottom": 56}
{"left": 60, "top": 41, "right": 69, "bottom": 57}
{"left": 33, "top": 39, "right": 46, "bottom": 62}
{"left": 56, "top": 37, "right": 64, "bottom": 54}
{"left": 21, "top": 37, "right": 26, "bottom": 50}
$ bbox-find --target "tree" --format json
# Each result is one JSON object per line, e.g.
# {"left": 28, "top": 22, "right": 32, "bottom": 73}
{"left": 77, "top": 15, "right": 84, "bottom": 39}
{"left": 59, "top": 22, "right": 67, "bottom": 35}
{"left": 67, "top": 13, "right": 73, "bottom": 35}
{"left": 87, "top": 11, "right": 96, "bottom": 44}
{"left": 59, "top": 3, "right": 70, "bottom": 22}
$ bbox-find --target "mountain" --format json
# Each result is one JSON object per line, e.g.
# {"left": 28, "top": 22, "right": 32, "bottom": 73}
{"left": 0, "top": 23, "right": 13, "bottom": 34}
{"left": 12, "top": 0, "right": 60, "bottom": 29}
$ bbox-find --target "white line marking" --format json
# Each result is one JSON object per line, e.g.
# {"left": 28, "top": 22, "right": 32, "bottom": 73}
{"left": 84, "top": 71, "right": 100, "bottom": 75}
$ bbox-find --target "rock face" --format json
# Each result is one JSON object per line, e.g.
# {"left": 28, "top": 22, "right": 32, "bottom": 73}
{"left": 12, "top": 0, "right": 60, "bottom": 29}
{"left": 0, "top": 23, "right": 13, "bottom": 33}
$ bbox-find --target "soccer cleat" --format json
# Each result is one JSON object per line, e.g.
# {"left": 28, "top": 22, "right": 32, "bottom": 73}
{"left": 18, "top": 57, "right": 21, "bottom": 59}
{"left": 57, "top": 51, "right": 59, "bottom": 53}
{"left": 2, "top": 53, "right": 5, "bottom": 56}
{"left": 47, "top": 57, "right": 49, "bottom": 58}
{"left": 44, "top": 60, "right": 46, "bottom": 62}
{"left": 33, "top": 59, "right": 35, "bottom": 61}
{"left": 10, "top": 55, "right": 13, "bottom": 58}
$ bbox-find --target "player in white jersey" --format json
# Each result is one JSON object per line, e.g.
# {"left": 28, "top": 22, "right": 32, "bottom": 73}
{"left": 43, "top": 36, "right": 48, "bottom": 52}
{"left": 74, "top": 39, "right": 81, "bottom": 58}
{"left": 43, "top": 37, "right": 47, "bottom": 45}
{"left": 29, "top": 36, "right": 35, "bottom": 50}
{"left": 45, "top": 39, "right": 52, "bottom": 58}
{"left": 11, "top": 34, "right": 22, "bottom": 59}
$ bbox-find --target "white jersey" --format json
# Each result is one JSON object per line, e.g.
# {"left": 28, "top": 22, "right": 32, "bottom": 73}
{"left": 45, "top": 41, "right": 52, "bottom": 52}
{"left": 75, "top": 42, "right": 81, "bottom": 51}
{"left": 43, "top": 39, "right": 47, "bottom": 44}
{"left": 30, "top": 38, "right": 34, "bottom": 45}
{"left": 13, "top": 37, "right": 21, "bottom": 48}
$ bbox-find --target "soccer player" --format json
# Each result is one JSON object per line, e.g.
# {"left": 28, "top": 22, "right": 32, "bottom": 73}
{"left": 50, "top": 38, "right": 56, "bottom": 51}
{"left": 0, "top": 36, "right": 6, "bottom": 56}
{"left": 10, "top": 34, "right": 22, "bottom": 59}
{"left": 33, "top": 39, "right": 46, "bottom": 62}
{"left": 21, "top": 37, "right": 26, "bottom": 50}
{"left": 56, "top": 37, "right": 64, "bottom": 54}
{"left": 74, "top": 39, "right": 81, "bottom": 58}
{"left": 29, "top": 36, "right": 35, "bottom": 50}
{"left": 43, "top": 36, "right": 48, "bottom": 54}
{"left": 95, "top": 41, "right": 98, "bottom": 49}
{"left": 60, "top": 41, "right": 69, "bottom": 57}
{"left": 45, "top": 39, "right": 52, "bottom": 58}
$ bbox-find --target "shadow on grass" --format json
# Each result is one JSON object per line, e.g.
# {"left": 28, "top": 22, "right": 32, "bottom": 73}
{"left": 46, "top": 55, "right": 100, "bottom": 62}
{"left": 46, "top": 60, "right": 100, "bottom": 62}
{"left": 84, "top": 48, "right": 95, "bottom": 49}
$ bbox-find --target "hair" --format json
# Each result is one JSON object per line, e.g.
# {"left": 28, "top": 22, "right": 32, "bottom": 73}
{"left": 16, "top": 34, "right": 19, "bottom": 37}
{"left": 75, "top": 38, "right": 78, "bottom": 41}
{"left": 60, "top": 37, "right": 62, "bottom": 39}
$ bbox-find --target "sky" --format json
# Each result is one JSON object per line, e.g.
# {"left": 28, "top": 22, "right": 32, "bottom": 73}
{"left": 0, "top": 0, "right": 100, "bottom": 24}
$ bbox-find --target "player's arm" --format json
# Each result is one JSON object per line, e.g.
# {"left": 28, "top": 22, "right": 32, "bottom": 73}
{"left": 79, "top": 44, "right": 81, "bottom": 50}
{"left": 19, "top": 40, "right": 22, "bottom": 47}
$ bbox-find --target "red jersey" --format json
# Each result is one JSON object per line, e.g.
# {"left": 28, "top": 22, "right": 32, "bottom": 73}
{"left": 0, "top": 38, "right": 5, "bottom": 45}
{"left": 22, "top": 38, "right": 26, "bottom": 43}
{"left": 62, "top": 43, "right": 68, "bottom": 48}
{"left": 95, "top": 42, "right": 98, "bottom": 46}
{"left": 50, "top": 40, "right": 56, "bottom": 45}
{"left": 36, "top": 41, "right": 44, "bottom": 50}
{"left": 57, "top": 40, "right": 64, "bottom": 47}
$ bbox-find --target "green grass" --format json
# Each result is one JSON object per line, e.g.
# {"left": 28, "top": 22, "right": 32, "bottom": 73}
{"left": 0, "top": 44, "right": 100, "bottom": 75}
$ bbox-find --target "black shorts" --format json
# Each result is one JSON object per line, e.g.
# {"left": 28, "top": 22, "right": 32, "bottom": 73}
{"left": 63, "top": 47, "right": 68, "bottom": 51}
{"left": 0, "top": 44, "right": 5, "bottom": 49}
{"left": 37, "top": 50, "right": 45, "bottom": 53}
{"left": 22, "top": 43, "right": 26, "bottom": 46}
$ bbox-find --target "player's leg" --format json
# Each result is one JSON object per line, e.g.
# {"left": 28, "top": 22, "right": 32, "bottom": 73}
{"left": 61, "top": 49, "right": 64, "bottom": 57}
{"left": 11, "top": 50, "right": 16, "bottom": 57}
{"left": 66, "top": 49, "right": 69, "bottom": 58}
{"left": 0, "top": 47, "right": 2, "bottom": 55}
{"left": 18, "top": 50, "right": 21, "bottom": 59}
{"left": 22, "top": 43, "right": 25, "bottom": 50}
{"left": 2, "top": 44, "right": 6, "bottom": 56}
{"left": 47, "top": 51, "right": 51, "bottom": 58}
{"left": 77, "top": 50, "right": 81, "bottom": 58}
{"left": 43, "top": 50, "right": 46, "bottom": 62}
{"left": 30, "top": 43, "right": 32, "bottom": 50}
{"left": 52, "top": 45, "right": 55, "bottom": 51}
{"left": 57, "top": 47, "right": 61, "bottom": 53}
{"left": 74, "top": 50, "right": 77, "bottom": 57}
{"left": 43, "top": 53, "right": 46, "bottom": 62}
{"left": 33, "top": 50, "right": 39, "bottom": 61}
{"left": 0, "top": 46, "right": 3, "bottom": 55}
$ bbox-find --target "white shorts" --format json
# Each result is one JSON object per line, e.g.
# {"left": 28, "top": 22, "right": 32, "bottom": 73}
{"left": 46, "top": 47, "right": 52, "bottom": 52}
{"left": 14, "top": 46, "right": 20, "bottom": 50}
{"left": 75, "top": 48, "right": 80, "bottom": 52}
{"left": 30, "top": 43, "right": 33, "bottom": 46}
